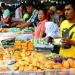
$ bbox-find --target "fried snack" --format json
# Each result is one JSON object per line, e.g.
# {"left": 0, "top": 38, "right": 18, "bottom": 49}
{"left": 0, "top": 66, "right": 9, "bottom": 71}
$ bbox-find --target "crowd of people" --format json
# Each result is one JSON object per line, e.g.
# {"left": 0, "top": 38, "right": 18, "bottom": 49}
{"left": 0, "top": 1, "right": 62, "bottom": 37}
{"left": 0, "top": 0, "right": 75, "bottom": 58}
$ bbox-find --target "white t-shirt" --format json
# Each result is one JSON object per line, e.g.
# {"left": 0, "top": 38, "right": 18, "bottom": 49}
{"left": 45, "top": 21, "right": 60, "bottom": 38}
{"left": 15, "top": 6, "right": 22, "bottom": 19}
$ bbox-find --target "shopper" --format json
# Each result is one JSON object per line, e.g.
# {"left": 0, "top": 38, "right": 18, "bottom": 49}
{"left": 45, "top": 22, "right": 59, "bottom": 39}
{"left": 56, "top": 5, "right": 66, "bottom": 25}
{"left": 59, "top": 0, "right": 75, "bottom": 58}
{"left": 49, "top": 6, "right": 59, "bottom": 25}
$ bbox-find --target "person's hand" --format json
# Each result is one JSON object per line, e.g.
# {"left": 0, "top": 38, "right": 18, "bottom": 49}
{"left": 16, "top": 24, "right": 25, "bottom": 28}
{"left": 46, "top": 36, "right": 53, "bottom": 43}
{"left": 62, "top": 38, "right": 72, "bottom": 45}
{"left": 1, "top": 16, "right": 10, "bottom": 23}
{"left": 16, "top": 24, "right": 22, "bottom": 28}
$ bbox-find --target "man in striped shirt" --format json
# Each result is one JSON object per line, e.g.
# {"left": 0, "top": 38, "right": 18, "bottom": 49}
{"left": 17, "top": 3, "right": 38, "bottom": 28}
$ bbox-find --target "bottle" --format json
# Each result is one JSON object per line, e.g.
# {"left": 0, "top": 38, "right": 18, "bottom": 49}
{"left": 62, "top": 28, "right": 71, "bottom": 49}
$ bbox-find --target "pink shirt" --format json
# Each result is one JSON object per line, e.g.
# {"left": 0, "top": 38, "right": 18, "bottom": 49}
{"left": 34, "top": 19, "right": 47, "bottom": 38}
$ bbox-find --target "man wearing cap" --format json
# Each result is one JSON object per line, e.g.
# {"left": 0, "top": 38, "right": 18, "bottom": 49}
{"left": 49, "top": 6, "right": 59, "bottom": 25}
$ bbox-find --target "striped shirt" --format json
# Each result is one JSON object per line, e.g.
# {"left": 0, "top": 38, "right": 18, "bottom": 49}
{"left": 27, "top": 9, "right": 38, "bottom": 27}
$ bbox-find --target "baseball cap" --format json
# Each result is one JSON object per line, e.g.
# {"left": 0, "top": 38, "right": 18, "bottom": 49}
{"left": 49, "top": 6, "right": 56, "bottom": 12}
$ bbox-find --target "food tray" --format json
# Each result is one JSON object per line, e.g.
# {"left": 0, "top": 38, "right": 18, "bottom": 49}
{"left": 35, "top": 44, "right": 54, "bottom": 51}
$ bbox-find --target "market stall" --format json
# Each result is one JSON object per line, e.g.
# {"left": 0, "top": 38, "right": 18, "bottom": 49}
{"left": 0, "top": 32, "right": 75, "bottom": 75}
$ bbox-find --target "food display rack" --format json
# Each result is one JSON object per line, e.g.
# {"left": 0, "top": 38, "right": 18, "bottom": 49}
{"left": 0, "top": 32, "right": 75, "bottom": 75}
{"left": 0, "top": 69, "right": 75, "bottom": 75}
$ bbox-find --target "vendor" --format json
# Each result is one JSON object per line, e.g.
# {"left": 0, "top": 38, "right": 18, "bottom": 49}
{"left": 0, "top": 3, "right": 16, "bottom": 28}
{"left": 59, "top": 0, "right": 75, "bottom": 58}
{"left": 34, "top": 9, "right": 47, "bottom": 38}
{"left": 16, "top": 3, "right": 38, "bottom": 28}
{"left": 0, "top": 3, "right": 11, "bottom": 28}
